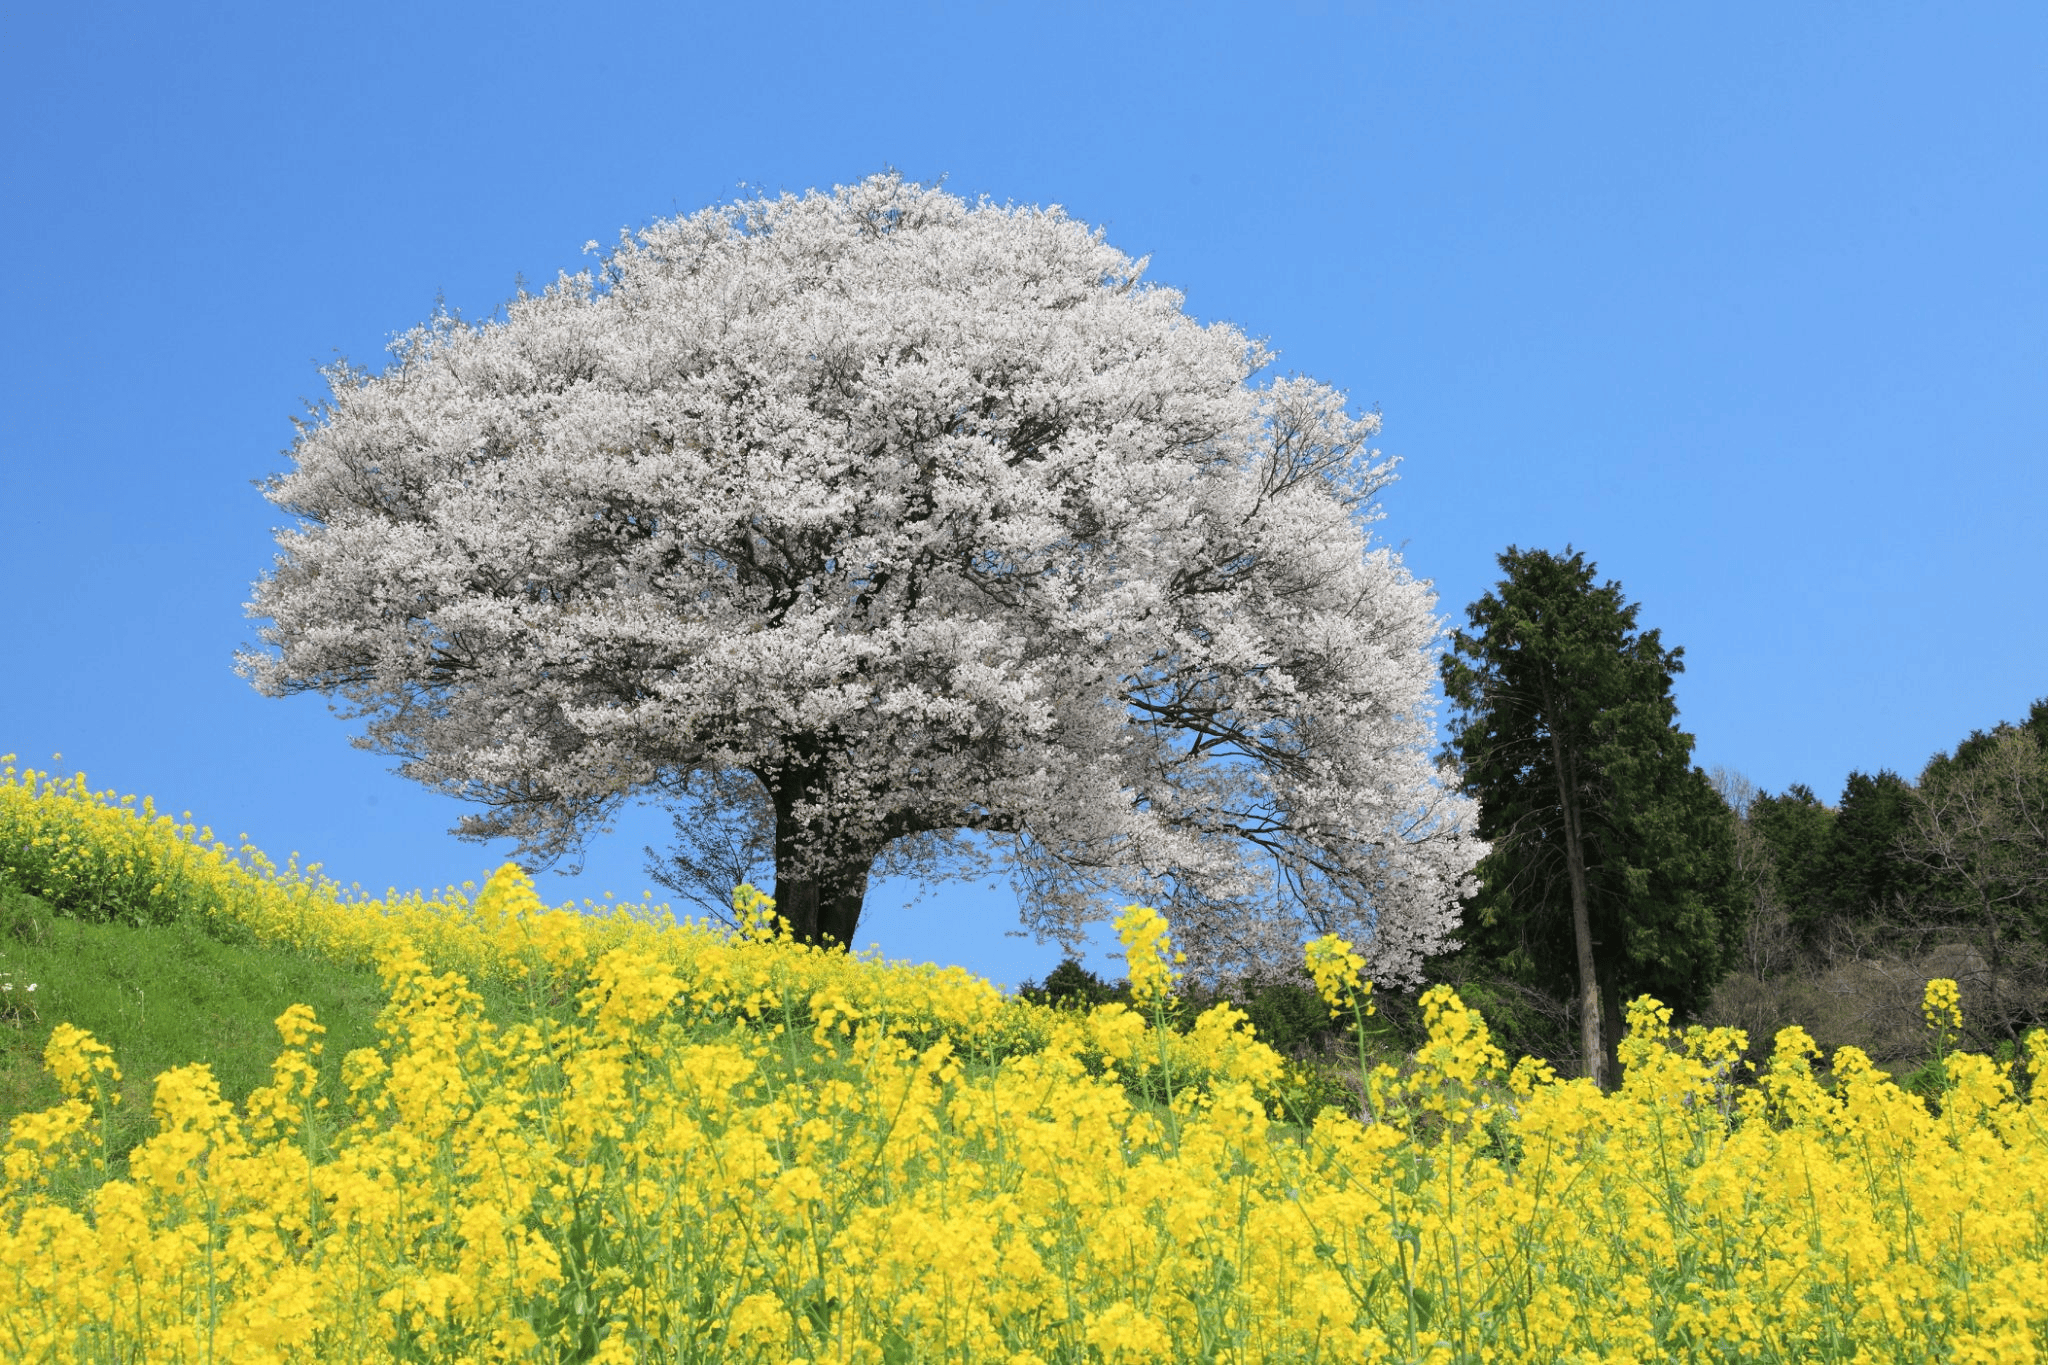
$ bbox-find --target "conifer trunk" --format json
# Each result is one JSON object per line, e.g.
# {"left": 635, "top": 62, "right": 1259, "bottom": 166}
{"left": 1543, "top": 679, "right": 1607, "bottom": 1089}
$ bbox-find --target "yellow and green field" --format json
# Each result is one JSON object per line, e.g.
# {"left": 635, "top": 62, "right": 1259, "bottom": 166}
{"left": 2, "top": 758, "right": 2044, "bottom": 1363}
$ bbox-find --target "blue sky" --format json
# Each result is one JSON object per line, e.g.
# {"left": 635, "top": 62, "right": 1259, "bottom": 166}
{"left": 3, "top": 2, "right": 2042, "bottom": 989}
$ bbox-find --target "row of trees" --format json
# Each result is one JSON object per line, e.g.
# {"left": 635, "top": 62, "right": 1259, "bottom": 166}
{"left": 1431, "top": 547, "right": 2046, "bottom": 1079}
{"left": 1380, "top": 538, "right": 2048, "bottom": 1081}
{"left": 1714, "top": 701, "right": 2048, "bottom": 1055}
{"left": 1731, "top": 771, "right": 1924, "bottom": 949}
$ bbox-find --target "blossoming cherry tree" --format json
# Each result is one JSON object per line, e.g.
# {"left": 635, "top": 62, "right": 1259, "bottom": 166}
{"left": 242, "top": 173, "right": 1479, "bottom": 980}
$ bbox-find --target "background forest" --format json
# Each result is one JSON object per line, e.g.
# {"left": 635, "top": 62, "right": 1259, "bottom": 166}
{"left": 1701, "top": 698, "right": 2048, "bottom": 1066}
{"left": 1400, "top": 686, "right": 2048, "bottom": 1080}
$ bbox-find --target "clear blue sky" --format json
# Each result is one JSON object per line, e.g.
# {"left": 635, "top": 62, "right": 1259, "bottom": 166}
{"left": 3, "top": 2, "right": 2042, "bottom": 988}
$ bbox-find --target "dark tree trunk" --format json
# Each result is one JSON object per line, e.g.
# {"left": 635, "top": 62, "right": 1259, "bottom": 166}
{"left": 1601, "top": 986, "right": 1626, "bottom": 1090}
{"left": 1542, "top": 674, "right": 1608, "bottom": 1089}
{"left": 761, "top": 748, "right": 874, "bottom": 948}
{"left": 769, "top": 835, "right": 870, "bottom": 947}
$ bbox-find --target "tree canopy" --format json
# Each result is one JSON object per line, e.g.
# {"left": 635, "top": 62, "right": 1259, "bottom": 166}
{"left": 1440, "top": 547, "right": 1741, "bottom": 1085}
{"left": 1825, "top": 769, "right": 1924, "bottom": 922}
{"left": 241, "top": 174, "right": 1480, "bottom": 980}
{"left": 1748, "top": 784, "right": 1835, "bottom": 936}
{"left": 1737, "top": 769, "right": 1925, "bottom": 939}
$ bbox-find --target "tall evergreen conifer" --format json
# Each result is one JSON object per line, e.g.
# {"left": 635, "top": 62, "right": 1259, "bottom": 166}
{"left": 1441, "top": 547, "right": 1743, "bottom": 1088}
{"left": 1825, "top": 769, "right": 1923, "bottom": 922}
{"left": 1749, "top": 785, "right": 1836, "bottom": 935}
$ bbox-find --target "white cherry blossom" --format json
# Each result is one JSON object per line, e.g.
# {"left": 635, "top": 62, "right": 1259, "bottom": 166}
{"left": 242, "top": 174, "right": 1480, "bottom": 983}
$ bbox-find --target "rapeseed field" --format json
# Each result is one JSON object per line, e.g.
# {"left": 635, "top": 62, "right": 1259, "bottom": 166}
{"left": 2, "top": 759, "right": 2045, "bottom": 1363}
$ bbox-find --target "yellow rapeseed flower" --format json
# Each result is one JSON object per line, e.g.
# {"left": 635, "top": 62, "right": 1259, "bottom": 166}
{"left": 1924, "top": 975, "right": 1964, "bottom": 1032}
{"left": 1112, "top": 904, "right": 1179, "bottom": 1009}
{"left": 5, "top": 764, "right": 2048, "bottom": 1362}
{"left": 1304, "top": 931, "right": 1374, "bottom": 1018}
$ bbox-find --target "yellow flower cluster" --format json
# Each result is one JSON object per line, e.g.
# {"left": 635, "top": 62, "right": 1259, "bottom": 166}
{"left": 1111, "top": 904, "right": 1181, "bottom": 1011}
{"left": 1303, "top": 932, "right": 1374, "bottom": 1019}
{"left": 1924, "top": 976, "right": 1964, "bottom": 1033}
{"left": 6, "top": 764, "right": 2048, "bottom": 1361}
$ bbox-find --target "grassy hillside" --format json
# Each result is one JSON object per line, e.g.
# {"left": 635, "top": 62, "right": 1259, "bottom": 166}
{"left": 0, "top": 883, "right": 397, "bottom": 1158}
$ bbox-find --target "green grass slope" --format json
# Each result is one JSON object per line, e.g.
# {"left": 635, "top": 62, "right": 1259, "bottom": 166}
{"left": 0, "top": 883, "right": 394, "bottom": 1159}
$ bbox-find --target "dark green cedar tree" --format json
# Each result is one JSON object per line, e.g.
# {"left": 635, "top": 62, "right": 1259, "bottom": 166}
{"left": 1749, "top": 784, "right": 1837, "bottom": 935}
{"left": 1824, "top": 769, "right": 1925, "bottom": 923}
{"left": 1440, "top": 547, "right": 1743, "bottom": 1089}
